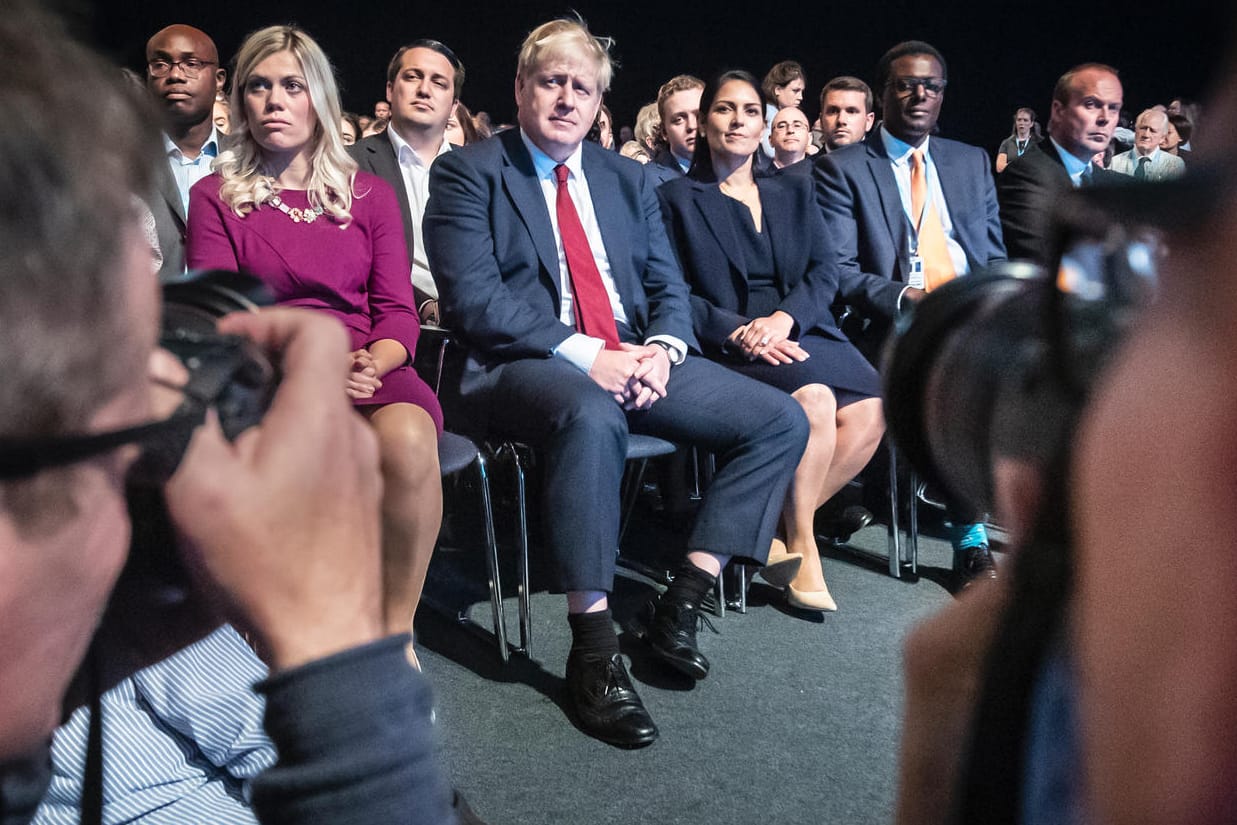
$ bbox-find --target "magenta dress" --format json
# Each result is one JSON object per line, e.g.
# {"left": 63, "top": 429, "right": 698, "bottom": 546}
{"left": 186, "top": 171, "right": 442, "bottom": 433}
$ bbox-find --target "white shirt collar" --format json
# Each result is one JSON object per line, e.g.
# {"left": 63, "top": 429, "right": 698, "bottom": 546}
{"left": 880, "top": 125, "right": 929, "bottom": 165}
{"left": 387, "top": 125, "right": 451, "bottom": 168}
{"left": 520, "top": 129, "right": 584, "bottom": 181}
{"left": 1135, "top": 145, "right": 1161, "bottom": 162}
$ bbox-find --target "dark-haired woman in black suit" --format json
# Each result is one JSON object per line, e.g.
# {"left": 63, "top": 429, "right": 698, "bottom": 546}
{"left": 658, "top": 70, "right": 883, "bottom": 613}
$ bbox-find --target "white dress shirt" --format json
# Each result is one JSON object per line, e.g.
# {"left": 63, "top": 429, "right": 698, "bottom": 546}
{"left": 387, "top": 126, "right": 451, "bottom": 303}
{"left": 519, "top": 130, "right": 685, "bottom": 372}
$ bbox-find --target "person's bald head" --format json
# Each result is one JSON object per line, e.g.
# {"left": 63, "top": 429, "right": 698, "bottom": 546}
{"left": 145, "top": 24, "right": 224, "bottom": 130}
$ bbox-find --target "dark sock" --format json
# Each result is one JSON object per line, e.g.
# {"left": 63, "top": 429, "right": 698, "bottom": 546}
{"left": 567, "top": 609, "right": 619, "bottom": 659}
{"left": 664, "top": 561, "right": 716, "bottom": 607}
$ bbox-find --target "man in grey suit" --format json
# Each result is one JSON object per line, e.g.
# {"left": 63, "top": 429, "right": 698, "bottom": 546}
{"left": 144, "top": 25, "right": 225, "bottom": 283}
{"left": 350, "top": 40, "right": 464, "bottom": 325}
{"left": 1110, "top": 108, "right": 1187, "bottom": 181}
{"left": 814, "top": 40, "right": 1006, "bottom": 586}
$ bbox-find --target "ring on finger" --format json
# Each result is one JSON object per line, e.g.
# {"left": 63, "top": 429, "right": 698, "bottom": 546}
{"left": 759, "top": 336, "right": 770, "bottom": 346}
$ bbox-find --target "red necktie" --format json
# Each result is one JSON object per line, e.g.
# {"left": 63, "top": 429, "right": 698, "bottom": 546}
{"left": 554, "top": 164, "right": 621, "bottom": 349}
{"left": 909, "top": 150, "right": 956, "bottom": 291}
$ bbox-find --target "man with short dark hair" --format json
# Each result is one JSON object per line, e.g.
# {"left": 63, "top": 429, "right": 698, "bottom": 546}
{"left": 351, "top": 39, "right": 465, "bottom": 324}
{"left": 997, "top": 63, "right": 1126, "bottom": 265}
{"left": 819, "top": 75, "right": 876, "bottom": 152}
{"left": 769, "top": 106, "right": 812, "bottom": 174}
{"left": 814, "top": 40, "right": 1006, "bottom": 586}
{"left": 144, "top": 24, "right": 226, "bottom": 282}
{"left": 425, "top": 18, "right": 807, "bottom": 749}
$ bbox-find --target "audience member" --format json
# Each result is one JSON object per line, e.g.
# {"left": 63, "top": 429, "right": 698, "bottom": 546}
{"left": 768, "top": 106, "right": 813, "bottom": 174}
{"left": 361, "top": 115, "right": 389, "bottom": 137}
{"left": 759, "top": 60, "right": 806, "bottom": 156}
{"left": 340, "top": 111, "right": 361, "bottom": 145}
{"left": 588, "top": 102, "right": 616, "bottom": 148}
{"left": 374, "top": 99, "right": 390, "bottom": 120}
{"left": 1162, "top": 111, "right": 1191, "bottom": 159}
{"left": 424, "top": 17, "right": 808, "bottom": 749}
{"left": 654, "top": 74, "right": 704, "bottom": 175}
{"left": 994, "top": 106, "right": 1040, "bottom": 172}
{"left": 818, "top": 75, "right": 876, "bottom": 152}
{"left": 620, "top": 139, "right": 652, "bottom": 163}
{"left": 351, "top": 38, "right": 466, "bottom": 324}
{"left": 1109, "top": 108, "right": 1186, "bottom": 180}
{"left": 185, "top": 25, "right": 444, "bottom": 669}
{"left": 814, "top": 39, "right": 1006, "bottom": 587}
{"left": 997, "top": 63, "right": 1125, "bottom": 266}
{"left": 142, "top": 24, "right": 226, "bottom": 283}
{"left": 634, "top": 100, "right": 661, "bottom": 155}
{"left": 472, "top": 109, "right": 494, "bottom": 138}
{"left": 659, "top": 70, "right": 883, "bottom": 612}
{"left": 0, "top": 6, "right": 453, "bottom": 824}
{"left": 213, "top": 96, "right": 232, "bottom": 134}
{"left": 447, "top": 100, "right": 482, "bottom": 146}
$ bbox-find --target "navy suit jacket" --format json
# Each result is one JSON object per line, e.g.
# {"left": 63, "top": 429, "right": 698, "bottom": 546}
{"left": 813, "top": 135, "right": 1006, "bottom": 330}
{"left": 997, "top": 138, "right": 1124, "bottom": 267}
{"left": 657, "top": 174, "right": 848, "bottom": 355}
{"left": 424, "top": 128, "right": 698, "bottom": 420}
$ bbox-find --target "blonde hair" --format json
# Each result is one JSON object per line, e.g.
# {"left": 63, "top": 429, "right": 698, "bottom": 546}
{"left": 634, "top": 102, "right": 660, "bottom": 150}
{"left": 216, "top": 25, "right": 358, "bottom": 225}
{"left": 517, "top": 18, "right": 614, "bottom": 92}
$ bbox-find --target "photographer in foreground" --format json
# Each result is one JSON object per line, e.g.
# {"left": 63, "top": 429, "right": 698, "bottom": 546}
{"left": 0, "top": 8, "right": 452, "bottom": 824}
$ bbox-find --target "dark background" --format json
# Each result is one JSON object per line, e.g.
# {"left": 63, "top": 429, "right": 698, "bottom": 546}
{"left": 70, "top": 0, "right": 1228, "bottom": 151}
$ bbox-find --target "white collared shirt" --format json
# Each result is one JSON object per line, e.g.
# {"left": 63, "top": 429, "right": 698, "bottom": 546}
{"left": 163, "top": 128, "right": 220, "bottom": 216}
{"left": 1049, "top": 138, "right": 1092, "bottom": 187}
{"left": 387, "top": 126, "right": 452, "bottom": 301}
{"left": 879, "top": 127, "right": 969, "bottom": 277}
{"left": 519, "top": 130, "right": 685, "bottom": 372}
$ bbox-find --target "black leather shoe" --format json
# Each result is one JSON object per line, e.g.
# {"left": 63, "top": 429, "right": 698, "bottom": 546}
{"left": 644, "top": 595, "right": 713, "bottom": 680}
{"left": 956, "top": 544, "right": 998, "bottom": 590}
{"left": 564, "top": 652, "right": 659, "bottom": 748}
{"left": 818, "top": 504, "right": 876, "bottom": 546}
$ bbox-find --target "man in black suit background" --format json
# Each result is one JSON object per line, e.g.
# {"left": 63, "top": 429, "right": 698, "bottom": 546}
{"left": 814, "top": 40, "right": 1006, "bottom": 586}
{"left": 425, "top": 18, "right": 807, "bottom": 749}
{"left": 351, "top": 39, "right": 464, "bottom": 324}
{"left": 998, "top": 64, "right": 1125, "bottom": 266}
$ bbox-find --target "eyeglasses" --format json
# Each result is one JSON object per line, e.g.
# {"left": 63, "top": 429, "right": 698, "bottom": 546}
{"left": 889, "top": 76, "right": 947, "bottom": 97}
{"left": 147, "top": 58, "right": 217, "bottom": 79}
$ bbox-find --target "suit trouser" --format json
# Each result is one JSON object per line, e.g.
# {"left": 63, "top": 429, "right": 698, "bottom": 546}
{"left": 481, "top": 354, "right": 809, "bottom": 593}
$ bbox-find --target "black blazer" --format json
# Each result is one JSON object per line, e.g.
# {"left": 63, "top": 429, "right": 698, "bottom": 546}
{"left": 657, "top": 173, "right": 848, "bottom": 355}
{"left": 997, "top": 138, "right": 1125, "bottom": 267}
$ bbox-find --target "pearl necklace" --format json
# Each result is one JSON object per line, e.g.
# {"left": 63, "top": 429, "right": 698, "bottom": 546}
{"left": 267, "top": 194, "right": 324, "bottom": 224}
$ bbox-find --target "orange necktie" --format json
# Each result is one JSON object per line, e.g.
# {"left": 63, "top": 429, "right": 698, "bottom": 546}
{"left": 909, "top": 149, "right": 956, "bottom": 291}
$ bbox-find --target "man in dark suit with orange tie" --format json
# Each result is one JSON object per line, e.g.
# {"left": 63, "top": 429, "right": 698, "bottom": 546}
{"left": 813, "top": 40, "right": 1006, "bottom": 587}
{"left": 425, "top": 17, "right": 807, "bottom": 749}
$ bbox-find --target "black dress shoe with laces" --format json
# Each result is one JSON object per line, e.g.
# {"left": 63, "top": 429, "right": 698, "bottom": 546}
{"left": 564, "top": 652, "right": 659, "bottom": 748}
{"left": 644, "top": 595, "right": 713, "bottom": 680}
{"left": 956, "top": 544, "right": 998, "bottom": 590}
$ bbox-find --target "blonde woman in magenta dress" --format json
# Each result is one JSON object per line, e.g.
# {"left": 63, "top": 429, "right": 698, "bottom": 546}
{"left": 187, "top": 26, "right": 441, "bottom": 667}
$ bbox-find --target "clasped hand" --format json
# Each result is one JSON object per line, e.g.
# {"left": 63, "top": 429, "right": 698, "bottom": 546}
{"left": 728, "top": 311, "right": 808, "bottom": 365}
{"left": 587, "top": 342, "right": 671, "bottom": 410}
{"left": 347, "top": 348, "right": 382, "bottom": 399}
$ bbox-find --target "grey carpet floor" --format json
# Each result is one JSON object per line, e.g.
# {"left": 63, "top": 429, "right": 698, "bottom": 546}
{"left": 417, "top": 491, "right": 969, "bottom": 825}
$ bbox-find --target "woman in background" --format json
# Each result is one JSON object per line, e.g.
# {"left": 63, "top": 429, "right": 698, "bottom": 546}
{"left": 995, "top": 107, "right": 1041, "bottom": 172}
{"left": 186, "top": 25, "right": 442, "bottom": 666}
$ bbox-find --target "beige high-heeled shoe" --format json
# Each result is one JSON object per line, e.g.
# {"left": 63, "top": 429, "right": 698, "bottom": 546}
{"left": 758, "top": 537, "right": 803, "bottom": 588}
{"left": 787, "top": 583, "right": 838, "bottom": 612}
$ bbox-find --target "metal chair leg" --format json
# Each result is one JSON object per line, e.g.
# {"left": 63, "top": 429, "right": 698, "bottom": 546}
{"left": 510, "top": 446, "right": 531, "bottom": 657}
{"left": 886, "top": 445, "right": 903, "bottom": 578}
{"left": 473, "top": 451, "right": 509, "bottom": 663}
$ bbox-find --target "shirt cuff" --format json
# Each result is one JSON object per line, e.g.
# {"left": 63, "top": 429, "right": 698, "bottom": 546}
{"left": 896, "top": 286, "right": 914, "bottom": 315}
{"left": 645, "top": 334, "right": 686, "bottom": 365}
{"left": 553, "top": 333, "right": 605, "bottom": 373}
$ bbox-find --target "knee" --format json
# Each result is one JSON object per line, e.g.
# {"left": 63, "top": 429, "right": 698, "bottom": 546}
{"left": 767, "top": 393, "right": 811, "bottom": 454}
{"left": 792, "top": 384, "right": 839, "bottom": 430}
{"left": 375, "top": 410, "right": 440, "bottom": 488}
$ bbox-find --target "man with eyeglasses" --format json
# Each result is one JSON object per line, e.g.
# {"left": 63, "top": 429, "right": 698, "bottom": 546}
{"left": 144, "top": 24, "right": 225, "bottom": 282}
{"left": 769, "top": 106, "right": 813, "bottom": 175}
{"left": 814, "top": 40, "right": 1006, "bottom": 588}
